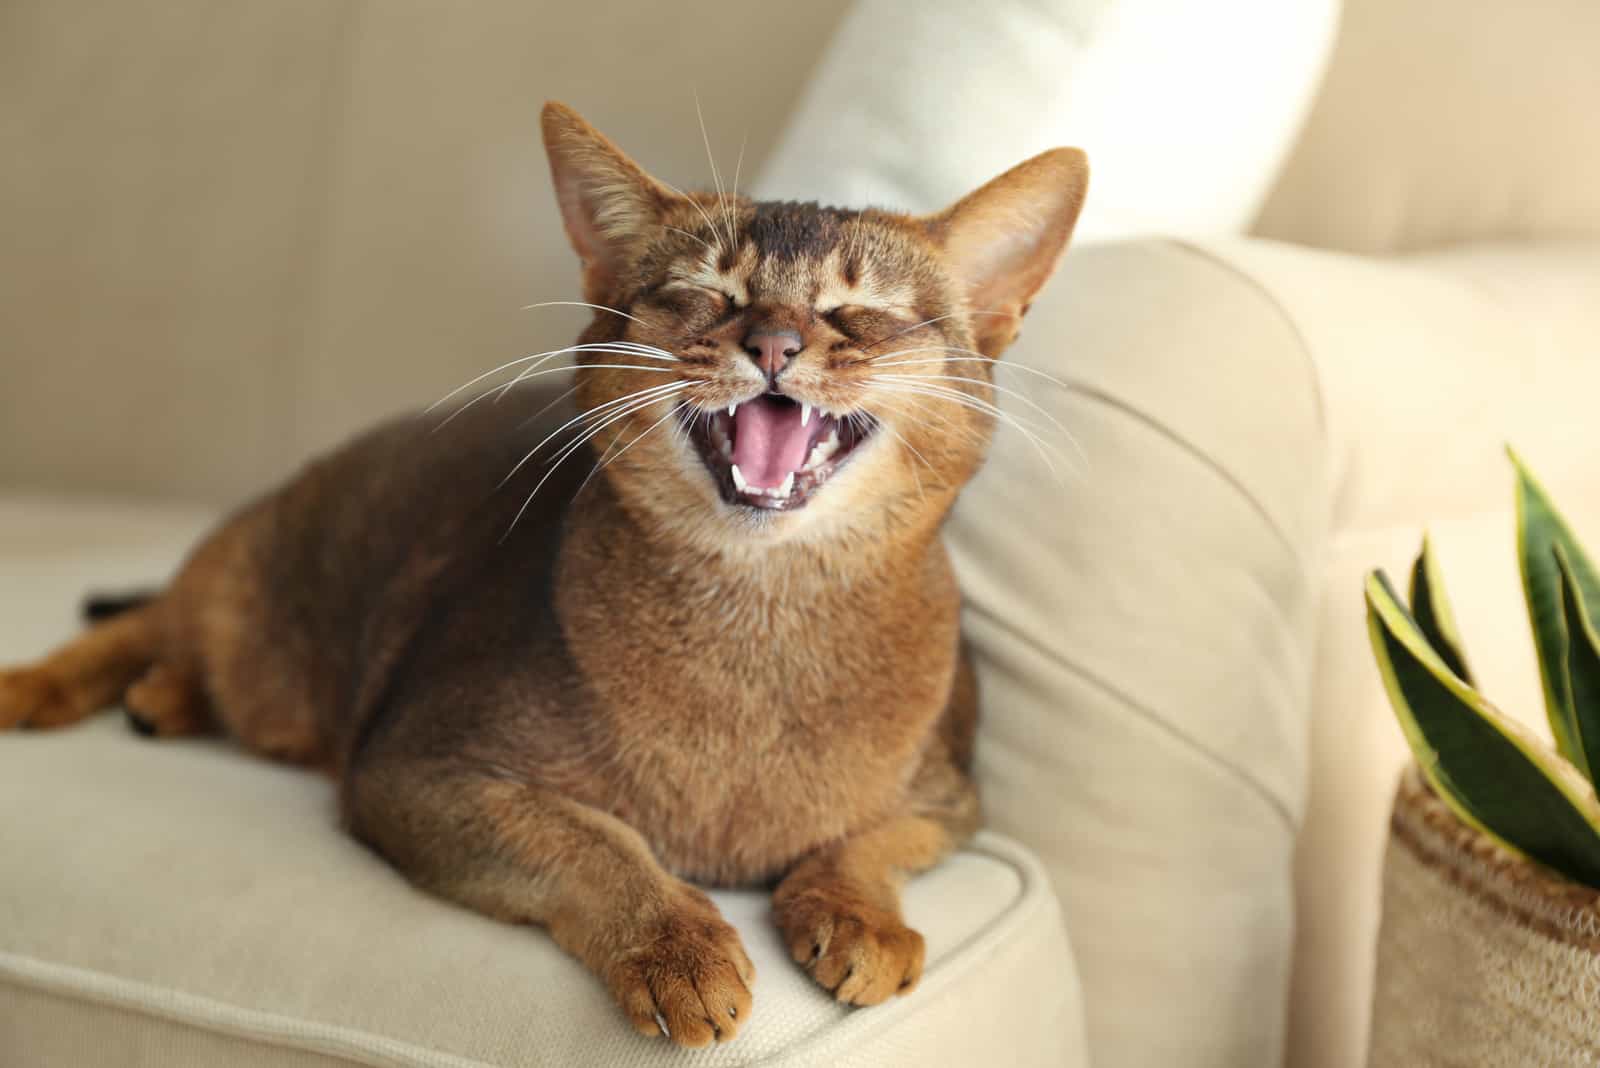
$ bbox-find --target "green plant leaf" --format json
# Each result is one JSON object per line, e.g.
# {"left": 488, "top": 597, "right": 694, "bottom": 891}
{"left": 1511, "top": 447, "right": 1600, "bottom": 780}
{"left": 1366, "top": 569, "right": 1600, "bottom": 888}
{"left": 1407, "top": 533, "right": 1473, "bottom": 684}
{"left": 1554, "top": 546, "right": 1600, "bottom": 788}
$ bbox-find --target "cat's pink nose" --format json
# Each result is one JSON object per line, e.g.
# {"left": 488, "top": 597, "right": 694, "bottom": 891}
{"left": 743, "top": 329, "right": 802, "bottom": 381}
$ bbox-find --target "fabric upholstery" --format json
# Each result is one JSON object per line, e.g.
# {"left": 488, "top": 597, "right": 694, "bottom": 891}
{"left": 1257, "top": 0, "right": 1600, "bottom": 253}
{"left": 946, "top": 239, "right": 1328, "bottom": 1066}
{"left": 0, "top": 500, "right": 1087, "bottom": 1068}
{"left": 756, "top": 0, "right": 1341, "bottom": 244}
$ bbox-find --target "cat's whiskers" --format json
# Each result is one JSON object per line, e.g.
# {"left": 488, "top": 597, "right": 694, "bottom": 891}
{"left": 867, "top": 390, "right": 994, "bottom": 456}
{"left": 502, "top": 384, "right": 689, "bottom": 539}
{"left": 864, "top": 379, "right": 1074, "bottom": 481}
{"left": 865, "top": 349, "right": 1074, "bottom": 392}
{"left": 490, "top": 350, "right": 678, "bottom": 407}
{"left": 728, "top": 132, "right": 747, "bottom": 218}
{"left": 428, "top": 342, "right": 677, "bottom": 419}
{"left": 862, "top": 343, "right": 1087, "bottom": 464}
{"left": 512, "top": 382, "right": 584, "bottom": 434}
{"left": 869, "top": 415, "right": 930, "bottom": 504}
{"left": 520, "top": 300, "right": 652, "bottom": 328}
{"left": 881, "top": 372, "right": 1080, "bottom": 452}
{"left": 498, "top": 379, "right": 687, "bottom": 492}
{"left": 577, "top": 398, "right": 691, "bottom": 498}
{"left": 693, "top": 92, "right": 739, "bottom": 253}
{"left": 861, "top": 310, "right": 1010, "bottom": 353}
{"left": 435, "top": 359, "right": 672, "bottom": 434}
{"left": 660, "top": 177, "right": 729, "bottom": 258}
{"left": 663, "top": 226, "right": 717, "bottom": 255}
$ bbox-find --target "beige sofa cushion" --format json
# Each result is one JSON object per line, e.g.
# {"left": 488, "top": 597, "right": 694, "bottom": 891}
{"left": 0, "top": 496, "right": 1087, "bottom": 1067}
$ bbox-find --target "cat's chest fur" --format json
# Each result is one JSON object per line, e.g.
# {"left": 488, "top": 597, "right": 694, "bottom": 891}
{"left": 549, "top": 507, "right": 962, "bottom": 885}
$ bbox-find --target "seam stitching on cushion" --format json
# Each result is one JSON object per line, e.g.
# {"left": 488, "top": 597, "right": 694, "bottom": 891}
{"left": 0, "top": 979, "right": 369, "bottom": 1068}
{"left": 1055, "top": 644, "right": 1296, "bottom": 830}
{"left": 1062, "top": 379, "right": 1306, "bottom": 568}
{"left": 1165, "top": 238, "right": 1329, "bottom": 439}
{"left": 0, "top": 954, "right": 494, "bottom": 1068}
{"left": 974, "top": 602, "right": 1297, "bottom": 832}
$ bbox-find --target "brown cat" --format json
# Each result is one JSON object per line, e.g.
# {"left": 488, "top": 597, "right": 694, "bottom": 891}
{"left": 0, "top": 103, "right": 1086, "bottom": 1047}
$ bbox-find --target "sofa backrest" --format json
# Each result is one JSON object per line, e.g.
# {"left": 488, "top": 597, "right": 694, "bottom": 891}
{"left": 1255, "top": 0, "right": 1600, "bottom": 253}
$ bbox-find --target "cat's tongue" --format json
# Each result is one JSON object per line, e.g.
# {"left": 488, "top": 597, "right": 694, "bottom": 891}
{"left": 732, "top": 397, "right": 812, "bottom": 488}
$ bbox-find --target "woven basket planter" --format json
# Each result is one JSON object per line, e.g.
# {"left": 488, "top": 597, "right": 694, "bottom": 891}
{"left": 1370, "top": 764, "right": 1600, "bottom": 1065}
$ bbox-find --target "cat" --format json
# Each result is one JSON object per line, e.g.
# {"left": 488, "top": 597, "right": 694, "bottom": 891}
{"left": 0, "top": 102, "right": 1086, "bottom": 1047}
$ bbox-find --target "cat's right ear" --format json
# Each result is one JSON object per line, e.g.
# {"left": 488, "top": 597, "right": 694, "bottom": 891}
{"left": 541, "top": 102, "right": 674, "bottom": 301}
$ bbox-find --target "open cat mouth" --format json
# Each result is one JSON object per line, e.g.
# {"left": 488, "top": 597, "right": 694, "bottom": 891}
{"left": 685, "top": 394, "right": 874, "bottom": 511}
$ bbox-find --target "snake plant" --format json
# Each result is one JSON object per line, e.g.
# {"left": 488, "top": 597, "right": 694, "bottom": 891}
{"left": 1365, "top": 450, "right": 1600, "bottom": 888}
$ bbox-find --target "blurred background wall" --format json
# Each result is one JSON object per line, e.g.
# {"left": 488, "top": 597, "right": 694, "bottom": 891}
{"left": 7, "top": 0, "right": 1597, "bottom": 506}
{"left": 0, "top": 0, "right": 850, "bottom": 503}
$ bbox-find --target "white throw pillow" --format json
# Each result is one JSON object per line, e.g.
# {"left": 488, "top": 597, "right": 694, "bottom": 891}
{"left": 756, "top": 0, "right": 1341, "bottom": 242}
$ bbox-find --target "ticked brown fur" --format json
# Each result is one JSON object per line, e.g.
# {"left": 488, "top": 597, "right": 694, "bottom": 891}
{"left": 0, "top": 103, "right": 1086, "bottom": 1046}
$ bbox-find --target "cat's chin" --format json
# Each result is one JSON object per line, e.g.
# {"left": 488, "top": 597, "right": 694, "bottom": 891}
{"left": 681, "top": 394, "right": 874, "bottom": 513}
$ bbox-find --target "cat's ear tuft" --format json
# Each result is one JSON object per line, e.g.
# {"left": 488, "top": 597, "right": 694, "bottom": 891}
{"left": 541, "top": 102, "right": 674, "bottom": 300}
{"left": 926, "top": 149, "right": 1088, "bottom": 356}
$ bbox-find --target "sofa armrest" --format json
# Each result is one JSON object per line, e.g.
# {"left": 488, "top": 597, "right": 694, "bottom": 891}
{"left": 948, "top": 238, "right": 1331, "bottom": 1066}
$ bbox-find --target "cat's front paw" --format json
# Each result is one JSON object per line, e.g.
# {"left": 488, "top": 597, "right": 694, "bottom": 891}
{"left": 0, "top": 667, "right": 77, "bottom": 729}
{"left": 775, "top": 887, "right": 926, "bottom": 1006}
{"left": 605, "top": 887, "right": 755, "bottom": 1047}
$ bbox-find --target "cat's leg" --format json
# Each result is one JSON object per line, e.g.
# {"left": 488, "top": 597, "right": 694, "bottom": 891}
{"left": 772, "top": 753, "right": 980, "bottom": 1006}
{"left": 0, "top": 606, "right": 160, "bottom": 730}
{"left": 123, "top": 661, "right": 215, "bottom": 738}
{"left": 344, "top": 756, "right": 755, "bottom": 1047}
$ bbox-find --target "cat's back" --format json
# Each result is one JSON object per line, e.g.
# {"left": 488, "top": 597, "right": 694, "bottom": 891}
{"left": 176, "top": 383, "right": 588, "bottom": 764}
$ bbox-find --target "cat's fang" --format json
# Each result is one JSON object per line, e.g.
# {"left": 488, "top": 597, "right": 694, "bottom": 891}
{"left": 727, "top": 403, "right": 738, "bottom": 417}
{"left": 800, "top": 403, "right": 812, "bottom": 427}
{"left": 777, "top": 472, "right": 795, "bottom": 498}
{"left": 730, "top": 463, "right": 749, "bottom": 493}
{"left": 807, "top": 433, "right": 839, "bottom": 469}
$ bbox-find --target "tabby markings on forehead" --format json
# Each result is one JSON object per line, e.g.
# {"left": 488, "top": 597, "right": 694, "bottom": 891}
{"left": 662, "top": 245, "right": 755, "bottom": 305}
{"left": 812, "top": 248, "right": 916, "bottom": 317}
{"left": 660, "top": 241, "right": 915, "bottom": 320}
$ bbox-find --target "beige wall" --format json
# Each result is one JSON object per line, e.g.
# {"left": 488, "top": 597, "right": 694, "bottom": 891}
{"left": 0, "top": 0, "right": 849, "bottom": 504}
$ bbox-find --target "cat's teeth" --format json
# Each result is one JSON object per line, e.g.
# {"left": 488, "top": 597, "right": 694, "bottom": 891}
{"left": 800, "top": 403, "right": 812, "bottom": 427}
{"left": 727, "top": 403, "right": 738, "bottom": 417}
{"left": 807, "top": 432, "right": 840, "bottom": 469}
{"left": 730, "top": 463, "right": 749, "bottom": 493}
{"left": 776, "top": 472, "right": 795, "bottom": 498}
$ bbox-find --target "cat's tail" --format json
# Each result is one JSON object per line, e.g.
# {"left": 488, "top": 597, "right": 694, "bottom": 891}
{"left": 82, "top": 589, "right": 159, "bottom": 622}
{"left": 0, "top": 599, "right": 162, "bottom": 730}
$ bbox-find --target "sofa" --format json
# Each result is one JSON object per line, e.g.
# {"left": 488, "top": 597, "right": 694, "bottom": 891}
{"left": 3, "top": 1, "right": 1597, "bottom": 1065}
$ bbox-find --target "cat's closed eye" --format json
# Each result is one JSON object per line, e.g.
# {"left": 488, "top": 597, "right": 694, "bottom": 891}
{"left": 656, "top": 284, "right": 739, "bottom": 326}
{"left": 823, "top": 304, "right": 908, "bottom": 343}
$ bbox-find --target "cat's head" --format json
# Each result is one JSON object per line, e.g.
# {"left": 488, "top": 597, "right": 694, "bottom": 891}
{"left": 539, "top": 102, "right": 1086, "bottom": 552}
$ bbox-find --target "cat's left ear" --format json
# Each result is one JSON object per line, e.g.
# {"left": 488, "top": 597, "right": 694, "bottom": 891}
{"left": 926, "top": 149, "right": 1089, "bottom": 356}
{"left": 541, "top": 102, "right": 676, "bottom": 301}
